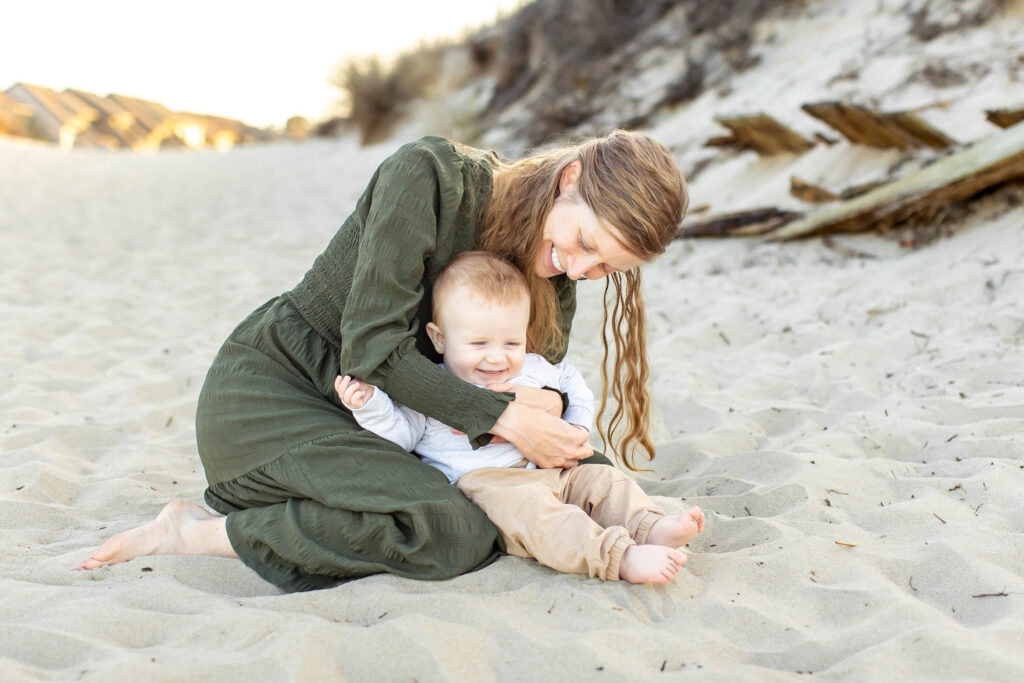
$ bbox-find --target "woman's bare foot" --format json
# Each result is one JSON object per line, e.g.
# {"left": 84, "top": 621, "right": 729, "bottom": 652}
{"left": 73, "top": 500, "right": 236, "bottom": 571}
{"left": 618, "top": 544, "right": 686, "bottom": 584}
{"left": 646, "top": 507, "right": 705, "bottom": 548}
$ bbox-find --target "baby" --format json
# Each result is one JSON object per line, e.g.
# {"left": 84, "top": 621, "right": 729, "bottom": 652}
{"left": 336, "top": 251, "right": 704, "bottom": 584}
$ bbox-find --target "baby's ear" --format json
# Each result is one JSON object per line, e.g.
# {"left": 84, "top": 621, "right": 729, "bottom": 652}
{"left": 425, "top": 322, "right": 445, "bottom": 354}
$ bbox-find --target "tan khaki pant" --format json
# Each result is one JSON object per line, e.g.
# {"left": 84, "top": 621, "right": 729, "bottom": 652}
{"left": 456, "top": 464, "right": 664, "bottom": 580}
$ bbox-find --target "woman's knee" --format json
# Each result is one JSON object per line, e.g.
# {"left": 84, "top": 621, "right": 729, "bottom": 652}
{"left": 424, "top": 487, "right": 497, "bottom": 536}
{"left": 413, "top": 491, "right": 500, "bottom": 578}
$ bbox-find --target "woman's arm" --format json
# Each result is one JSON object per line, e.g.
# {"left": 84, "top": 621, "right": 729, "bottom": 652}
{"left": 337, "top": 139, "right": 513, "bottom": 444}
{"left": 482, "top": 383, "right": 564, "bottom": 417}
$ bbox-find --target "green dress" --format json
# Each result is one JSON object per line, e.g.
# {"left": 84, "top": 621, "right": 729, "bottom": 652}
{"left": 195, "top": 137, "right": 595, "bottom": 592}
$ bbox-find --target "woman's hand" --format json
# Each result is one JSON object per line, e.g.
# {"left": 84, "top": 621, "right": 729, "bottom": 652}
{"left": 486, "top": 383, "right": 564, "bottom": 417}
{"left": 489, "top": 402, "right": 593, "bottom": 469}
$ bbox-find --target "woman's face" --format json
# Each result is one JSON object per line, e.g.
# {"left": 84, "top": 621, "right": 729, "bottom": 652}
{"left": 534, "top": 194, "right": 645, "bottom": 280}
{"left": 533, "top": 162, "right": 646, "bottom": 280}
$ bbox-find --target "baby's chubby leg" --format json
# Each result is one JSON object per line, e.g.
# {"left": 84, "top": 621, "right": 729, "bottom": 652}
{"left": 645, "top": 507, "right": 705, "bottom": 548}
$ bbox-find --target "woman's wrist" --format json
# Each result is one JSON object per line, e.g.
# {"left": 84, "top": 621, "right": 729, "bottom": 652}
{"left": 491, "top": 400, "right": 528, "bottom": 441}
{"left": 540, "top": 385, "right": 570, "bottom": 416}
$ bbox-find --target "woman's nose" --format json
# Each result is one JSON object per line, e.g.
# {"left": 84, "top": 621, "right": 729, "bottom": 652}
{"left": 569, "top": 254, "right": 598, "bottom": 280}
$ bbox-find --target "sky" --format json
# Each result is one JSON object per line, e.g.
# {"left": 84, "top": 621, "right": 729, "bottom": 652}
{"left": 2, "top": 0, "right": 526, "bottom": 128}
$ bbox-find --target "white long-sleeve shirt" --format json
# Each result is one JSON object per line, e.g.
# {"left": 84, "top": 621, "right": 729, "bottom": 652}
{"left": 348, "top": 353, "right": 594, "bottom": 483}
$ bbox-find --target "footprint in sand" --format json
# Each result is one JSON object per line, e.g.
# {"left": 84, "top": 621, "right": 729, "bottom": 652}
{"left": 10, "top": 465, "right": 84, "bottom": 506}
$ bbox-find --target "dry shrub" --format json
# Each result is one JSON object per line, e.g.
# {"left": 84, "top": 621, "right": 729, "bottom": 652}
{"left": 313, "top": 116, "right": 352, "bottom": 138}
{"left": 332, "top": 49, "right": 440, "bottom": 145}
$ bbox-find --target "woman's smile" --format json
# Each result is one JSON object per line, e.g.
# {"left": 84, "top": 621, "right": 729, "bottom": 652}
{"left": 550, "top": 245, "right": 565, "bottom": 274}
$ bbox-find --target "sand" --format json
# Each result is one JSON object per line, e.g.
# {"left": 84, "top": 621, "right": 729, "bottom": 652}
{"left": 3, "top": 1, "right": 1024, "bottom": 677}
{"left": 1, "top": 129, "right": 1022, "bottom": 681}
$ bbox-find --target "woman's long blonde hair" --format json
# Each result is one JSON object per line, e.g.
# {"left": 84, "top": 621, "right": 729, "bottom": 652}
{"left": 478, "top": 130, "right": 687, "bottom": 470}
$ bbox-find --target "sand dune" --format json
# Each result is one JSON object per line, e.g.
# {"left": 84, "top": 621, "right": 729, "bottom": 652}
{"left": 1, "top": 130, "right": 1021, "bottom": 680}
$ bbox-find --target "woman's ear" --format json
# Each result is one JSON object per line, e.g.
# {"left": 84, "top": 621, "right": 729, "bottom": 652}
{"left": 557, "top": 160, "right": 582, "bottom": 197}
{"left": 426, "top": 322, "right": 445, "bottom": 354}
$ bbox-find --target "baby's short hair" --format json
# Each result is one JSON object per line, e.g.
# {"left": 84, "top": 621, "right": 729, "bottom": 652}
{"left": 432, "top": 251, "right": 529, "bottom": 322}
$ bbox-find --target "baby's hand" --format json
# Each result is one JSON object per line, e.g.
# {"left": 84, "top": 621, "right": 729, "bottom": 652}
{"left": 335, "top": 375, "right": 375, "bottom": 409}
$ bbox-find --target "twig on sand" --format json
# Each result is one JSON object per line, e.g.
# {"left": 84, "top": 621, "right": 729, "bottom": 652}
{"left": 909, "top": 576, "right": 918, "bottom": 591}
{"left": 971, "top": 589, "right": 1009, "bottom": 598}
{"left": 932, "top": 512, "right": 946, "bottom": 524}
{"left": 835, "top": 541, "right": 858, "bottom": 547}
{"left": 822, "top": 236, "right": 878, "bottom": 259}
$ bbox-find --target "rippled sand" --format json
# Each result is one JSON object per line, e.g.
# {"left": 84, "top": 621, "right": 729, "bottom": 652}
{"left": 1, "top": 133, "right": 1022, "bottom": 681}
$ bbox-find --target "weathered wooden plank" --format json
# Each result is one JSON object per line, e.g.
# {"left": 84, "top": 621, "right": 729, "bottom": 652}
{"left": 802, "top": 102, "right": 955, "bottom": 149}
{"left": 986, "top": 107, "right": 1024, "bottom": 129}
{"left": 705, "top": 135, "right": 737, "bottom": 148}
{"left": 839, "top": 179, "right": 888, "bottom": 199}
{"left": 678, "top": 208, "right": 803, "bottom": 238}
{"left": 710, "top": 113, "right": 814, "bottom": 155}
{"left": 803, "top": 102, "right": 910, "bottom": 148}
{"left": 790, "top": 176, "right": 839, "bottom": 203}
{"left": 768, "top": 120, "right": 1024, "bottom": 240}
{"left": 887, "top": 111, "right": 957, "bottom": 149}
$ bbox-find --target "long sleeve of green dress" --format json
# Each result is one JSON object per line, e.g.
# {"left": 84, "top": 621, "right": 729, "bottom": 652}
{"left": 285, "top": 136, "right": 575, "bottom": 444}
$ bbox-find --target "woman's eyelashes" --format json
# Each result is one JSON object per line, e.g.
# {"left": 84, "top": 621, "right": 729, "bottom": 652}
{"left": 577, "top": 231, "right": 595, "bottom": 253}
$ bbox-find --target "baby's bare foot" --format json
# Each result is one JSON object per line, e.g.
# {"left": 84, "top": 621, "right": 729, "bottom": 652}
{"left": 646, "top": 507, "right": 705, "bottom": 548}
{"left": 618, "top": 544, "right": 686, "bottom": 584}
{"left": 74, "top": 501, "right": 222, "bottom": 571}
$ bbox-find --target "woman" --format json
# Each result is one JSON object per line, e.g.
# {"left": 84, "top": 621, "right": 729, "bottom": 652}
{"left": 77, "top": 130, "right": 688, "bottom": 592}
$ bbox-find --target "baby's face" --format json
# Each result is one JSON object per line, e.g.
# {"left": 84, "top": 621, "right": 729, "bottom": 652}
{"left": 433, "top": 286, "right": 530, "bottom": 386}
